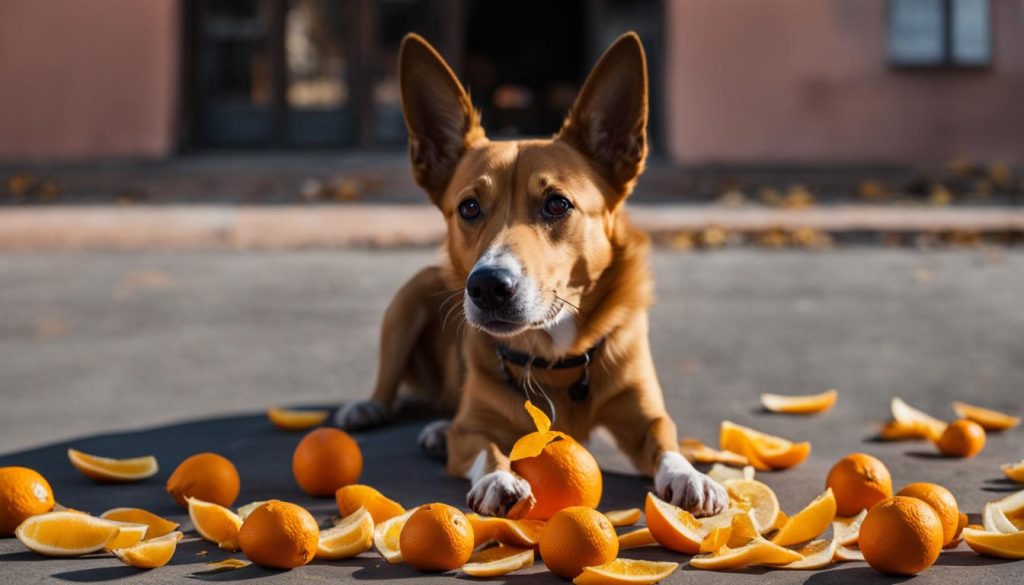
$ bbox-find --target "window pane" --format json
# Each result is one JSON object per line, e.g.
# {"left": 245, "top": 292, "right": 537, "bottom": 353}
{"left": 888, "top": 0, "right": 945, "bottom": 66}
{"left": 951, "top": 0, "right": 990, "bottom": 65}
{"left": 286, "top": 0, "right": 348, "bottom": 109}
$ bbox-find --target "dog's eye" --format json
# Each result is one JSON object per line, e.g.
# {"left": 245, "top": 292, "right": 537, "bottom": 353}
{"left": 542, "top": 193, "right": 573, "bottom": 219}
{"left": 458, "top": 198, "right": 481, "bottom": 221}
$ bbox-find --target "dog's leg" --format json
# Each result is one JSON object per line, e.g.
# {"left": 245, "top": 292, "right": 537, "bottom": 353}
{"left": 448, "top": 425, "right": 531, "bottom": 518}
{"left": 598, "top": 391, "right": 728, "bottom": 517}
{"left": 335, "top": 266, "right": 445, "bottom": 430}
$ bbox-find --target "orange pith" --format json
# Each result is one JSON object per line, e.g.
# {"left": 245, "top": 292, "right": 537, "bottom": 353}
{"left": 832, "top": 509, "right": 868, "bottom": 546}
{"left": 67, "top": 449, "right": 158, "bottom": 482}
{"left": 399, "top": 503, "right": 474, "bottom": 572}
{"left": 336, "top": 484, "right": 404, "bottom": 524}
{"left": 461, "top": 545, "right": 534, "bottom": 578}
{"left": 15, "top": 511, "right": 121, "bottom": 557}
{"left": 266, "top": 407, "right": 330, "bottom": 431}
{"left": 112, "top": 531, "right": 184, "bottom": 569}
{"left": 166, "top": 452, "right": 240, "bottom": 509}
{"left": 859, "top": 496, "right": 943, "bottom": 575}
{"left": 373, "top": 508, "right": 415, "bottom": 563}
{"left": 539, "top": 507, "right": 618, "bottom": 579}
{"left": 292, "top": 428, "right": 363, "bottom": 497}
{"left": 760, "top": 389, "right": 838, "bottom": 414}
{"left": 317, "top": 507, "right": 374, "bottom": 560}
{"left": 0, "top": 466, "right": 55, "bottom": 535}
{"left": 188, "top": 497, "right": 243, "bottom": 551}
{"left": 100, "top": 508, "right": 179, "bottom": 538}
{"left": 771, "top": 488, "right": 837, "bottom": 547}
{"left": 826, "top": 453, "right": 893, "bottom": 517}
{"left": 896, "top": 482, "right": 960, "bottom": 546}
{"left": 934, "top": 419, "right": 986, "bottom": 458}
{"left": 573, "top": 558, "right": 680, "bottom": 585}
{"left": 951, "top": 401, "right": 1020, "bottom": 431}
{"left": 719, "top": 421, "right": 810, "bottom": 471}
{"left": 238, "top": 500, "right": 319, "bottom": 569}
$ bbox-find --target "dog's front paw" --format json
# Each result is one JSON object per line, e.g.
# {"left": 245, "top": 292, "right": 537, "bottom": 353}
{"left": 467, "top": 471, "right": 533, "bottom": 518}
{"left": 417, "top": 419, "right": 450, "bottom": 460}
{"left": 334, "top": 399, "right": 389, "bottom": 431}
{"left": 655, "top": 451, "right": 728, "bottom": 518}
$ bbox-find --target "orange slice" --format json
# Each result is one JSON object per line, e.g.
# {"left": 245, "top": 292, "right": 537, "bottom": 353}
{"left": 15, "top": 511, "right": 122, "bottom": 557}
{"left": 771, "top": 488, "right": 836, "bottom": 547}
{"left": 266, "top": 407, "right": 330, "bottom": 431}
{"left": 689, "top": 536, "right": 804, "bottom": 570}
{"left": 952, "top": 401, "right": 1020, "bottom": 431}
{"left": 103, "top": 522, "right": 150, "bottom": 550}
{"left": 236, "top": 501, "right": 269, "bottom": 521}
{"left": 187, "top": 497, "right": 242, "bottom": 551}
{"left": 890, "top": 397, "right": 947, "bottom": 440}
{"left": 317, "top": 507, "right": 374, "bottom": 560}
{"left": 679, "top": 438, "right": 749, "bottom": 466}
{"left": 113, "top": 531, "right": 183, "bottom": 569}
{"left": 761, "top": 389, "right": 838, "bottom": 414}
{"left": 701, "top": 525, "right": 732, "bottom": 553}
{"left": 719, "top": 421, "right": 810, "bottom": 471}
{"left": 878, "top": 420, "right": 938, "bottom": 441}
{"left": 1002, "top": 460, "right": 1024, "bottom": 484}
{"left": 832, "top": 509, "right": 868, "bottom": 546}
{"left": 605, "top": 508, "right": 641, "bottom": 528}
{"left": 723, "top": 479, "right": 780, "bottom": 534}
{"left": 466, "top": 514, "right": 545, "bottom": 548}
{"left": 833, "top": 545, "right": 865, "bottom": 562}
{"left": 67, "top": 448, "right": 158, "bottom": 482}
{"left": 101, "top": 508, "right": 179, "bottom": 538}
{"left": 336, "top": 484, "right": 405, "bottom": 524}
{"left": 373, "top": 508, "right": 415, "bottom": 563}
{"left": 644, "top": 492, "right": 742, "bottom": 554}
{"left": 461, "top": 545, "right": 534, "bottom": 578}
{"left": 777, "top": 538, "right": 836, "bottom": 570}
{"left": 988, "top": 490, "right": 1024, "bottom": 532}
{"left": 205, "top": 558, "right": 251, "bottom": 571}
{"left": 707, "top": 463, "right": 755, "bottom": 483}
{"left": 983, "top": 504, "right": 1017, "bottom": 534}
{"left": 618, "top": 527, "right": 657, "bottom": 550}
{"left": 962, "top": 527, "right": 1024, "bottom": 559}
{"left": 573, "top": 559, "right": 680, "bottom": 585}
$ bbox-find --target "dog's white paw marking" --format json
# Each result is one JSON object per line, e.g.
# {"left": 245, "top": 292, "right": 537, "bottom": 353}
{"left": 333, "top": 399, "right": 388, "bottom": 431}
{"left": 654, "top": 451, "right": 728, "bottom": 517}
{"left": 467, "top": 471, "right": 533, "bottom": 517}
{"left": 417, "top": 419, "right": 450, "bottom": 459}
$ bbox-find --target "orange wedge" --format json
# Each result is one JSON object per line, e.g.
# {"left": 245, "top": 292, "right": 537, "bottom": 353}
{"left": 832, "top": 509, "right": 868, "bottom": 546}
{"left": 724, "top": 479, "right": 780, "bottom": 534}
{"left": 336, "top": 484, "right": 405, "bottom": 524}
{"left": 236, "top": 501, "right": 268, "bottom": 521}
{"left": 890, "top": 397, "right": 947, "bottom": 440}
{"left": 618, "top": 527, "right": 657, "bottom": 549}
{"left": 67, "top": 449, "right": 158, "bottom": 482}
{"left": 266, "top": 407, "right": 330, "bottom": 431}
{"left": 644, "top": 492, "right": 742, "bottom": 554}
{"left": 1003, "top": 460, "right": 1024, "bottom": 484}
{"left": 778, "top": 538, "right": 836, "bottom": 570}
{"left": 373, "top": 508, "right": 415, "bottom": 563}
{"left": 761, "top": 389, "right": 838, "bottom": 414}
{"left": 962, "top": 527, "right": 1024, "bottom": 559}
{"left": 679, "top": 438, "right": 749, "bottom": 466}
{"left": 101, "top": 508, "right": 179, "bottom": 538}
{"left": 15, "top": 511, "right": 122, "bottom": 557}
{"left": 205, "top": 558, "right": 251, "bottom": 571}
{"left": 103, "top": 521, "right": 150, "bottom": 550}
{"left": 725, "top": 512, "right": 760, "bottom": 547}
{"left": 113, "top": 531, "right": 183, "bottom": 569}
{"left": 573, "top": 559, "right": 680, "bottom": 585}
{"left": 461, "top": 545, "right": 534, "bottom": 578}
{"left": 720, "top": 421, "right": 810, "bottom": 471}
{"left": 833, "top": 545, "right": 865, "bottom": 562}
{"left": 771, "top": 488, "right": 836, "bottom": 547}
{"left": 466, "top": 514, "right": 545, "bottom": 548}
{"left": 187, "top": 497, "right": 242, "bottom": 551}
{"left": 878, "top": 420, "right": 938, "bottom": 441}
{"left": 605, "top": 508, "right": 642, "bottom": 528}
{"left": 689, "top": 536, "right": 804, "bottom": 570}
{"left": 952, "top": 401, "right": 1020, "bottom": 431}
{"left": 317, "top": 507, "right": 374, "bottom": 560}
{"left": 701, "top": 525, "right": 732, "bottom": 553}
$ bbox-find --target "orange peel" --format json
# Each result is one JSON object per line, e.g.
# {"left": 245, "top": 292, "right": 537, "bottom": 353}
{"left": 761, "top": 389, "right": 838, "bottom": 414}
{"left": 67, "top": 449, "right": 158, "bottom": 482}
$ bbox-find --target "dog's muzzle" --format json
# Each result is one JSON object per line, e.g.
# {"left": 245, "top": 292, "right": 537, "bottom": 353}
{"left": 466, "top": 266, "right": 518, "bottom": 311}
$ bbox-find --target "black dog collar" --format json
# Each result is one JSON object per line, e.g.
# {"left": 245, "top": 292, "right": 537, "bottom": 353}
{"left": 495, "top": 339, "right": 604, "bottom": 402}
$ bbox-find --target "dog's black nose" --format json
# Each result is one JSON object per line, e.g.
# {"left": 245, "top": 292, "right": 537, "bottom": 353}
{"left": 467, "top": 267, "right": 518, "bottom": 311}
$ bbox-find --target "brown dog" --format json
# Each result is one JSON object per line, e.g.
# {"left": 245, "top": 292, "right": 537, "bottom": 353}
{"left": 335, "top": 32, "right": 727, "bottom": 518}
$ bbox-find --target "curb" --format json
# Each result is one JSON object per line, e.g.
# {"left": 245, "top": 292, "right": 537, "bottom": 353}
{"left": 1, "top": 205, "right": 1022, "bottom": 250}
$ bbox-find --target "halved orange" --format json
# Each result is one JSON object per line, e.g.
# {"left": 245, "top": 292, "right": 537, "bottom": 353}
{"left": 373, "top": 508, "right": 415, "bottom": 563}
{"left": 461, "top": 545, "right": 534, "bottom": 578}
{"left": 573, "top": 559, "right": 679, "bottom": 585}
{"left": 15, "top": 511, "right": 122, "bottom": 557}
{"left": 466, "top": 514, "right": 545, "bottom": 548}
{"left": 962, "top": 527, "right": 1024, "bottom": 559}
{"left": 679, "top": 438, "right": 749, "bottom": 466}
{"left": 724, "top": 479, "right": 780, "bottom": 534}
{"left": 336, "top": 484, "right": 405, "bottom": 524}
{"left": 618, "top": 527, "right": 657, "bottom": 550}
{"left": 890, "top": 397, "right": 947, "bottom": 440}
{"left": 833, "top": 545, "right": 864, "bottom": 562}
{"left": 67, "top": 449, "right": 158, "bottom": 482}
{"left": 187, "top": 497, "right": 242, "bottom": 551}
{"left": 689, "top": 537, "right": 803, "bottom": 570}
{"left": 720, "top": 421, "right": 810, "bottom": 471}
{"left": 832, "top": 509, "right": 868, "bottom": 546}
{"left": 761, "top": 389, "right": 838, "bottom": 414}
{"left": 266, "top": 407, "right": 330, "bottom": 431}
{"left": 101, "top": 508, "right": 179, "bottom": 538}
{"left": 644, "top": 492, "right": 742, "bottom": 554}
{"left": 317, "top": 507, "right": 374, "bottom": 560}
{"left": 605, "top": 508, "right": 642, "bottom": 528}
{"left": 952, "top": 401, "right": 1020, "bottom": 431}
{"left": 1002, "top": 460, "right": 1024, "bottom": 484}
{"left": 103, "top": 521, "right": 149, "bottom": 550}
{"left": 778, "top": 538, "right": 836, "bottom": 570}
{"left": 113, "top": 531, "right": 183, "bottom": 569}
{"left": 771, "top": 488, "right": 836, "bottom": 547}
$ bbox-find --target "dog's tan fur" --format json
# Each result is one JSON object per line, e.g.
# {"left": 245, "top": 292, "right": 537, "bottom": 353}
{"left": 337, "top": 32, "right": 725, "bottom": 518}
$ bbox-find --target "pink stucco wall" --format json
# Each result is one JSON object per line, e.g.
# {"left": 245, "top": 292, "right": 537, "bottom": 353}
{"left": 0, "top": 0, "right": 180, "bottom": 161}
{"left": 664, "top": 0, "right": 1024, "bottom": 165}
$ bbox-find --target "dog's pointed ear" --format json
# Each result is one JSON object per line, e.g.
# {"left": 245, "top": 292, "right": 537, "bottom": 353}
{"left": 399, "top": 34, "right": 484, "bottom": 204}
{"left": 557, "top": 32, "right": 648, "bottom": 205}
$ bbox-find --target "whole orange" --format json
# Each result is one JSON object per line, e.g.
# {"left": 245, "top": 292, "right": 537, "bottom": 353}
{"left": 896, "top": 482, "right": 960, "bottom": 546}
{"left": 539, "top": 507, "right": 618, "bottom": 579}
{"left": 860, "top": 496, "right": 943, "bottom": 575}
{"left": 826, "top": 453, "right": 893, "bottom": 517}
{"left": 399, "top": 503, "right": 474, "bottom": 572}
{"left": 935, "top": 419, "right": 985, "bottom": 458}
{"left": 511, "top": 437, "right": 601, "bottom": 520}
{"left": 0, "top": 467, "right": 54, "bottom": 535}
{"left": 166, "top": 452, "right": 240, "bottom": 509}
{"left": 292, "top": 428, "right": 362, "bottom": 497}
{"left": 238, "top": 500, "right": 319, "bottom": 569}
